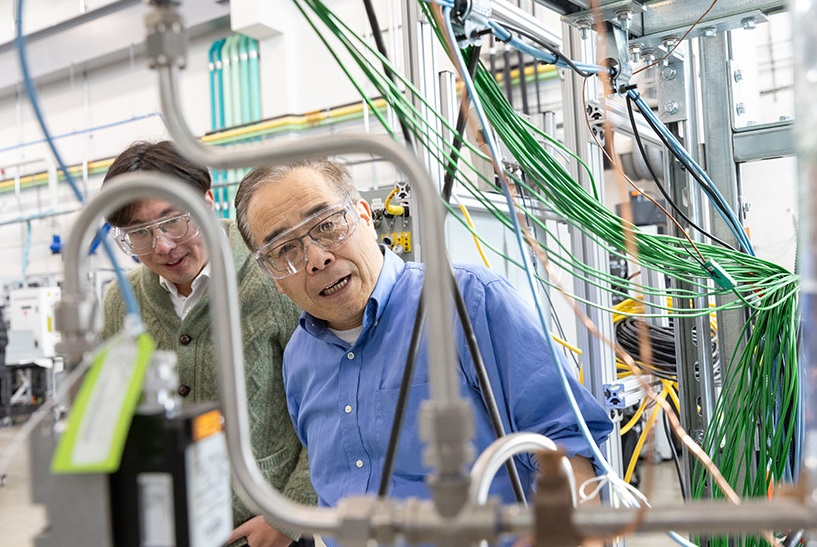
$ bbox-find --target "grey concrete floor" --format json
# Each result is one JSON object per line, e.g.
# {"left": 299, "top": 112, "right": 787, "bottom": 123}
{"left": 0, "top": 418, "right": 46, "bottom": 547}
{"left": 0, "top": 416, "right": 687, "bottom": 547}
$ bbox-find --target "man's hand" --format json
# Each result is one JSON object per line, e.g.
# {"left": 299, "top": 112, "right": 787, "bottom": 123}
{"left": 226, "top": 515, "right": 293, "bottom": 547}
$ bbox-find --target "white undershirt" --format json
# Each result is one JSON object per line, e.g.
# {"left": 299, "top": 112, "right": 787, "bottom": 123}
{"left": 329, "top": 324, "right": 363, "bottom": 345}
{"left": 159, "top": 263, "right": 211, "bottom": 319}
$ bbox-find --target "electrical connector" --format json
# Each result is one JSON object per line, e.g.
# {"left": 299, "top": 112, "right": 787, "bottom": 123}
{"left": 704, "top": 258, "right": 736, "bottom": 290}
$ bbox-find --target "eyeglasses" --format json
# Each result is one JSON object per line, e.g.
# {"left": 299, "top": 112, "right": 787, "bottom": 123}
{"left": 254, "top": 203, "right": 359, "bottom": 279}
{"left": 114, "top": 213, "right": 199, "bottom": 256}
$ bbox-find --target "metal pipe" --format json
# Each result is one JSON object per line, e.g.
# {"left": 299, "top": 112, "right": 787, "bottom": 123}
{"left": 61, "top": 172, "right": 340, "bottom": 534}
{"left": 490, "top": 0, "right": 562, "bottom": 51}
{"left": 571, "top": 499, "right": 816, "bottom": 537}
{"left": 468, "top": 433, "right": 573, "bottom": 506}
{"left": 793, "top": 0, "right": 817, "bottom": 507}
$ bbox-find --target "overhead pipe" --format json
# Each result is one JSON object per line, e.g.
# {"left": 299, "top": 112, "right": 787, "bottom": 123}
{"left": 208, "top": 38, "right": 224, "bottom": 131}
{"left": 238, "top": 34, "right": 252, "bottom": 125}
{"left": 213, "top": 36, "right": 228, "bottom": 218}
{"left": 229, "top": 34, "right": 242, "bottom": 127}
{"left": 248, "top": 36, "right": 261, "bottom": 121}
{"left": 221, "top": 34, "right": 235, "bottom": 128}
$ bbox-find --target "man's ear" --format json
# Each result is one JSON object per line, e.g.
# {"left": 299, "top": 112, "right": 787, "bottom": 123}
{"left": 204, "top": 189, "right": 216, "bottom": 210}
{"left": 356, "top": 199, "right": 374, "bottom": 226}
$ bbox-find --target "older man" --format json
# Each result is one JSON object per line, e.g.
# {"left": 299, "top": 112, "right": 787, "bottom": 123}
{"left": 234, "top": 159, "right": 612, "bottom": 526}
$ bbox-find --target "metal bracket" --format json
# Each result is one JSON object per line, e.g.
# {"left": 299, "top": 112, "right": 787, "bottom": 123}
{"left": 562, "top": 1, "right": 646, "bottom": 36}
{"left": 630, "top": 9, "right": 769, "bottom": 51}
{"left": 656, "top": 55, "right": 687, "bottom": 124}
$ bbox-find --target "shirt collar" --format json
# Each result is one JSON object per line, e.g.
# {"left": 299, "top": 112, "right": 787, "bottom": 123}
{"left": 159, "top": 261, "right": 211, "bottom": 297}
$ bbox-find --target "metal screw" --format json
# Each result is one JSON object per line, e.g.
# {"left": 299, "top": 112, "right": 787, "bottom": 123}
{"left": 664, "top": 101, "right": 679, "bottom": 115}
{"left": 616, "top": 9, "right": 632, "bottom": 31}
{"left": 629, "top": 45, "right": 642, "bottom": 63}
{"left": 661, "top": 66, "right": 677, "bottom": 80}
{"left": 702, "top": 26, "right": 718, "bottom": 38}
{"left": 576, "top": 19, "right": 592, "bottom": 40}
{"left": 735, "top": 102, "right": 746, "bottom": 116}
{"left": 661, "top": 36, "right": 678, "bottom": 50}
{"left": 733, "top": 69, "right": 743, "bottom": 83}
{"left": 741, "top": 17, "right": 757, "bottom": 30}
{"left": 641, "top": 48, "right": 656, "bottom": 63}
{"left": 743, "top": 202, "right": 751, "bottom": 215}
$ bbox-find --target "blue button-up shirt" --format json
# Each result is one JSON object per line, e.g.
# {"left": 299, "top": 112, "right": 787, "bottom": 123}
{"left": 283, "top": 249, "right": 612, "bottom": 511}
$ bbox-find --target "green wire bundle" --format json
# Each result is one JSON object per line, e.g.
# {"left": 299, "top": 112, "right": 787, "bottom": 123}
{"left": 294, "top": 1, "right": 800, "bottom": 544}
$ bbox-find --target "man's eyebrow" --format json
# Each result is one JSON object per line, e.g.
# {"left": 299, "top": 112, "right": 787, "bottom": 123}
{"left": 263, "top": 202, "right": 333, "bottom": 244}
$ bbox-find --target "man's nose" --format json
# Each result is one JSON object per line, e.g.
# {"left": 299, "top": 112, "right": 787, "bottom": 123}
{"left": 151, "top": 231, "right": 177, "bottom": 254}
{"left": 304, "top": 240, "right": 334, "bottom": 273}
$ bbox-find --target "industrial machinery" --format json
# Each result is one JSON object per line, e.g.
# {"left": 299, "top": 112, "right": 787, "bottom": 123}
{"left": 8, "top": 0, "right": 817, "bottom": 546}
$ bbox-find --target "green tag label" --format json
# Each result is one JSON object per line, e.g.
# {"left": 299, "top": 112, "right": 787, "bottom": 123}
{"left": 52, "top": 332, "right": 155, "bottom": 473}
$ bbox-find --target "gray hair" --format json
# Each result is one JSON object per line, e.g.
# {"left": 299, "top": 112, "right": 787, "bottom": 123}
{"left": 234, "top": 159, "right": 360, "bottom": 250}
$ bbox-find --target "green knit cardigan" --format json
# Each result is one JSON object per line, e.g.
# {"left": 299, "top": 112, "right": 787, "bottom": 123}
{"left": 101, "top": 220, "right": 316, "bottom": 536}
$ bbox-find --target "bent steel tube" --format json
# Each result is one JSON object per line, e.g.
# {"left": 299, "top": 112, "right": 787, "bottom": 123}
{"left": 63, "top": 172, "right": 339, "bottom": 534}
{"left": 468, "top": 432, "right": 574, "bottom": 506}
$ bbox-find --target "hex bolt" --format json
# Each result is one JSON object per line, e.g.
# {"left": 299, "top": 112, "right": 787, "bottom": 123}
{"left": 735, "top": 102, "right": 747, "bottom": 116}
{"left": 664, "top": 101, "right": 679, "bottom": 115}
{"left": 661, "top": 36, "right": 678, "bottom": 50}
{"left": 661, "top": 66, "right": 677, "bottom": 80}
{"left": 733, "top": 69, "right": 743, "bottom": 83}
{"left": 743, "top": 202, "right": 751, "bottom": 215}
{"left": 616, "top": 9, "right": 632, "bottom": 31}
{"left": 630, "top": 45, "right": 642, "bottom": 63}
{"left": 702, "top": 26, "right": 718, "bottom": 38}
{"left": 576, "top": 19, "right": 592, "bottom": 40}
{"left": 741, "top": 17, "right": 757, "bottom": 30}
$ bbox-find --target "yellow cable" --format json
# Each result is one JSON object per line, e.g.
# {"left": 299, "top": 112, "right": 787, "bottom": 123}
{"left": 384, "top": 187, "right": 405, "bottom": 216}
{"left": 620, "top": 396, "right": 649, "bottom": 435}
{"left": 551, "top": 333, "right": 581, "bottom": 355}
{"left": 624, "top": 385, "right": 670, "bottom": 483}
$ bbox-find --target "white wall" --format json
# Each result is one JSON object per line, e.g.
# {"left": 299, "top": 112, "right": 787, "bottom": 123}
{"left": 0, "top": 0, "right": 406, "bottom": 290}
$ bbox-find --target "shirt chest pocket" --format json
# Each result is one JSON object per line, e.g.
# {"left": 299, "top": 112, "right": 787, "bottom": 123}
{"left": 373, "top": 382, "right": 432, "bottom": 478}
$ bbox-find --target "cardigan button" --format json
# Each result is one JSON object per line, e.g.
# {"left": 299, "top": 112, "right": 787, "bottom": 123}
{"left": 179, "top": 334, "right": 192, "bottom": 345}
{"left": 178, "top": 384, "right": 191, "bottom": 397}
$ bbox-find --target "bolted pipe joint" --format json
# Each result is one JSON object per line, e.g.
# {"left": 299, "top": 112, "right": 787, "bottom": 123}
{"left": 145, "top": 3, "right": 187, "bottom": 69}
{"left": 420, "top": 400, "right": 476, "bottom": 517}
{"left": 54, "top": 295, "right": 100, "bottom": 369}
{"left": 534, "top": 447, "right": 580, "bottom": 546}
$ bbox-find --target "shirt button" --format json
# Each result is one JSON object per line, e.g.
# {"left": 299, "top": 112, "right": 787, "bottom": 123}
{"left": 355, "top": 459, "right": 364, "bottom": 468}
{"left": 344, "top": 405, "right": 352, "bottom": 414}
{"left": 346, "top": 352, "right": 355, "bottom": 360}
{"left": 177, "top": 384, "right": 191, "bottom": 397}
{"left": 179, "top": 334, "right": 192, "bottom": 345}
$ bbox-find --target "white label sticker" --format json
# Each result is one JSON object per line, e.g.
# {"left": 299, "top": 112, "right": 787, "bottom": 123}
{"left": 185, "top": 432, "right": 232, "bottom": 547}
{"left": 137, "top": 473, "right": 176, "bottom": 547}
{"left": 72, "top": 341, "right": 139, "bottom": 465}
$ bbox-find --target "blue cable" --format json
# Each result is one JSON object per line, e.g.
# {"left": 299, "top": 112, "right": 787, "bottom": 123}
{"left": 22, "top": 221, "right": 31, "bottom": 279}
{"left": 488, "top": 21, "right": 607, "bottom": 75}
{"left": 628, "top": 89, "right": 755, "bottom": 256}
{"left": 15, "top": 0, "right": 141, "bottom": 320}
